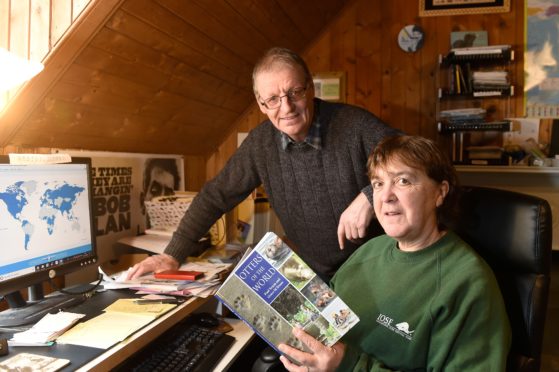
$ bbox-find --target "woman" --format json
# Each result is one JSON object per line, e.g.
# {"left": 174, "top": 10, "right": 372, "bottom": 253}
{"left": 278, "top": 135, "right": 511, "bottom": 371}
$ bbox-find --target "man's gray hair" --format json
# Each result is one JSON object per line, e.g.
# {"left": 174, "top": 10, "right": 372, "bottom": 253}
{"left": 252, "top": 47, "right": 312, "bottom": 95}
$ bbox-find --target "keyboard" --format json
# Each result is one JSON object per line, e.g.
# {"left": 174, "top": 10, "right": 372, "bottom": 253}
{"left": 116, "top": 318, "right": 235, "bottom": 372}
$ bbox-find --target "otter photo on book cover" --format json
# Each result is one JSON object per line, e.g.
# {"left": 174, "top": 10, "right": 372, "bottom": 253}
{"left": 215, "top": 232, "right": 359, "bottom": 357}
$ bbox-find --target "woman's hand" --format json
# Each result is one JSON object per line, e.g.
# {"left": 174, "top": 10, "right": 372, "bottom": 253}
{"left": 278, "top": 328, "right": 345, "bottom": 372}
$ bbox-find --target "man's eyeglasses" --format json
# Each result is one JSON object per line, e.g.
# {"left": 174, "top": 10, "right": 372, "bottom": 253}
{"left": 259, "top": 86, "right": 307, "bottom": 110}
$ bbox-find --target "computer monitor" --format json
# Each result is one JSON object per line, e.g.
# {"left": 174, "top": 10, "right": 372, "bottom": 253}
{"left": 0, "top": 156, "right": 97, "bottom": 326}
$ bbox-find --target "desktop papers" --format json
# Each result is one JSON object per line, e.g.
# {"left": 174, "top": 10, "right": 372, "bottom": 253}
{"left": 10, "top": 312, "right": 85, "bottom": 345}
{"left": 56, "top": 299, "right": 176, "bottom": 349}
{"left": 99, "top": 261, "right": 230, "bottom": 298}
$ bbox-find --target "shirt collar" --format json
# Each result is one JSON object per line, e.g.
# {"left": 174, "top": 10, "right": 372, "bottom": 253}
{"left": 280, "top": 103, "right": 322, "bottom": 151}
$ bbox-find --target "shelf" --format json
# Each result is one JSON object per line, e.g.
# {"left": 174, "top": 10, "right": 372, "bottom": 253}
{"left": 440, "top": 48, "right": 513, "bottom": 65}
{"left": 455, "top": 165, "right": 559, "bottom": 174}
{"left": 437, "top": 46, "right": 514, "bottom": 165}
{"left": 438, "top": 86, "right": 514, "bottom": 99}
{"left": 438, "top": 121, "right": 513, "bottom": 133}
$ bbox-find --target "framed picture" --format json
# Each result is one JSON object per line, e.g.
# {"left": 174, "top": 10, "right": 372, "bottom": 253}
{"left": 312, "top": 72, "right": 346, "bottom": 102}
{"left": 419, "top": 0, "right": 510, "bottom": 17}
{"left": 450, "top": 30, "right": 488, "bottom": 48}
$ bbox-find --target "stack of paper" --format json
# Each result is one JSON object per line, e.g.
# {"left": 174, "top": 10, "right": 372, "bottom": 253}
{"left": 56, "top": 299, "right": 176, "bottom": 349}
{"left": 9, "top": 312, "right": 85, "bottom": 346}
{"left": 472, "top": 70, "right": 509, "bottom": 90}
{"left": 440, "top": 108, "right": 486, "bottom": 125}
{"left": 99, "top": 261, "right": 231, "bottom": 298}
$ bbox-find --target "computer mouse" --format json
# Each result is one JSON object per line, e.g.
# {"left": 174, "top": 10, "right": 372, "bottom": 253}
{"left": 193, "top": 312, "right": 220, "bottom": 328}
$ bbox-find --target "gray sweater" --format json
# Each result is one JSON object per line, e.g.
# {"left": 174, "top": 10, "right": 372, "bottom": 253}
{"left": 165, "top": 98, "right": 400, "bottom": 279}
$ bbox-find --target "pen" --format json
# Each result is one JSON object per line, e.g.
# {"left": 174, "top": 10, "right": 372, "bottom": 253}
{"left": 133, "top": 298, "right": 178, "bottom": 304}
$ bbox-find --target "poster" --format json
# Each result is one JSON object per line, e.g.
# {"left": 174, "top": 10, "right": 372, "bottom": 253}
{"left": 525, "top": 0, "right": 559, "bottom": 117}
{"left": 56, "top": 150, "right": 184, "bottom": 268}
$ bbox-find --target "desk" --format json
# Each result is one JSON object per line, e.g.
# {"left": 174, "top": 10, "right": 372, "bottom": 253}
{"left": 0, "top": 289, "right": 254, "bottom": 371}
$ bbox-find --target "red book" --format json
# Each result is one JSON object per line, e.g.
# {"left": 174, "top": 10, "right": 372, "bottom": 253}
{"left": 154, "top": 270, "right": 204, "bottom": 280}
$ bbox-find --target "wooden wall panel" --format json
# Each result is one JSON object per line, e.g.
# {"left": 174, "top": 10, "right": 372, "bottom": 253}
{"left": 354, "top": 0, "right": 382, "bottom": 114}
{"left": 73, "top": 0, "right": 92, "bottom": 19}
{"left": 7, "top": 1, "right": 32, "bottom": 105}
{"left": 9, "top": 1, "right": 30, "bottom": 58}
{"left": 30, "top": 0, "right": 50, "bottom": 62}
{"left": 51, "top": 0, "right": 73, "bottom": 46}
{"left": 0, "top": 0, "right": 8, "bottom": 110}
{"left": 121, "top": 0, "right": 252, "bottom": 76}
{"left": 0, "top": 0, "right": 8, "bottom": 48}
{"left": 158, "top": 0, "right": 262, "bottom": 63}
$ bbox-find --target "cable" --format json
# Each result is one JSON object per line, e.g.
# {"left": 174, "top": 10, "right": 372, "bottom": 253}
{"left": 215, "top": 215, "right": 226, "bottom": 245}
{"left": 48, "top": 272, "right": 103, "bottom": 298}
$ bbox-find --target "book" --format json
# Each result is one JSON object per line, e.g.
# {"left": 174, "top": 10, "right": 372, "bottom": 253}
{"left": 154, "top": 270, "right": 204, "bottom": 280}
{"left": 0, "top": 352, "right": 70, "bottom": 371}
{"left": 215, "top": 232, "right": 359, "bottom": 362}
{"left": 129, "top": 278, "right": 193, "bottom": 292}
{"left": 453, "top": 65, "right": 462, "bottom": 94}
{"left": 456, "top": 65, "right": 468, "bottom": 94}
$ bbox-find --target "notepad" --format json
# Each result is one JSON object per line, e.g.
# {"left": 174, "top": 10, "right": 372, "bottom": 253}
{"left": 56, "top": 299, "right": 176, "bottom": 349}
{"left": 10, "top": 312, "right": 85, "bottom": 345}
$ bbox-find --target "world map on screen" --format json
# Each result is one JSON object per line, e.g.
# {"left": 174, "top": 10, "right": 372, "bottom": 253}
{"left": 0, "top": 181, "right": 85, "bottom": 250}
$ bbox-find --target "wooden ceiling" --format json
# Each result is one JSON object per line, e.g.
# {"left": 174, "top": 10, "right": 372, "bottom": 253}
{"left": 1, "top": 0, "right": 349, "bottom": 156}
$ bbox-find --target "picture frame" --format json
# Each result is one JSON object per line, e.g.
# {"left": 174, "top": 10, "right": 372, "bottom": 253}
{"left": 312, "top": 72, "right": 346, "bottom": 103}
{"left": 450, "top": 30, "right": 488, "bottom": 48}
{"left": 419, "top": 0, "right": 510, "bottom": 17}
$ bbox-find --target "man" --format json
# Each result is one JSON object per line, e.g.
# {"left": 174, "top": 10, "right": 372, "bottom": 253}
{"left": 128, "top": 47, "right": 400, "bottom": 281}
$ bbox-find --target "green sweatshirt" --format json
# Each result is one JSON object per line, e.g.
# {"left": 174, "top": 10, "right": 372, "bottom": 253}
{"left": 331, "top": 231, "right": 511, "bottom": 372}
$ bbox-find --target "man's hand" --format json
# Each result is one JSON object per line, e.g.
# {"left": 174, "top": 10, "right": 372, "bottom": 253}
{"left": 278, "top": 328, "right": 345, "bottom": 372}
{"left": 126, "top": 254, "right": 179, "bottom": 280}
{"left": 337, "top": 192, "right": 375, "bottom": 249}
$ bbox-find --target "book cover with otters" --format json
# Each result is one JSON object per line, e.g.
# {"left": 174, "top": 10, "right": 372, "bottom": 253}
{"left": 215, "top": 232, "right": 359, "bottom": 359}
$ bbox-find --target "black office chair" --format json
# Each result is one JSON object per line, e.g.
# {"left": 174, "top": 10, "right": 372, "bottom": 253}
{"left": 451, "top": 186, "right": 553, "bottom": 372}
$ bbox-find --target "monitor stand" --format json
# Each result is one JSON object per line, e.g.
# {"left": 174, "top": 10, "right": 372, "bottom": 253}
{"left": 0, "top": 284, "right": 84, "bottom": 327}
